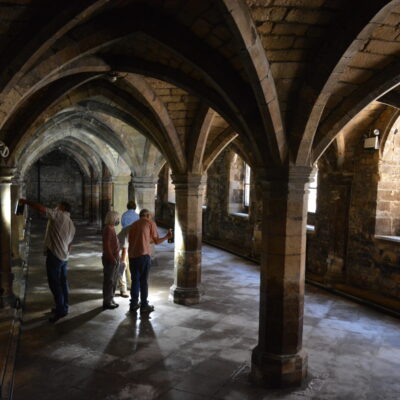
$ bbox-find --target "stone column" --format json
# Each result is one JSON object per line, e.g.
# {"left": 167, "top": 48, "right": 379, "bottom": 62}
{"left": 112, "top": 175, "right": 130, "bottom": 221}
{"left": 132, "top": 176, "right": 157, "bottom": 215}
{"left": 11, "top": 173, "right": 23, "bottom": 262}
{"left": 83, "top": 178, "right": 91, "bottom": 221}
{"left": 251, "top": 166, "right": 311, "bottom": 388}
{"left": 0, "top": 166, "right": 17, "bottom": 306}
{"left": 169, "top": 174, "right": 205, "bottom": 305}
{"left": 101, "top": 178, "right": 113, "bottom": 225}
{"left": 91, "top": 180, "right": 101, "bottom": 227}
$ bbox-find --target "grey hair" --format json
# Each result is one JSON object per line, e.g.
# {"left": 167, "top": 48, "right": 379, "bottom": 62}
{"left": 139, "top": 209, "right": 151, "bottom": 218}
{"left": 104, "top": 210, "right": 120, "bottom": 225}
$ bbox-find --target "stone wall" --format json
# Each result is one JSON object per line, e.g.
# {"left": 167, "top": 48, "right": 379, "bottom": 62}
{"left": 25, "top": 150, "right": 84, "bottom": 219}
{"left": 203, "top": 149, "right": 258, "bottom": 258}
{"left": 376, "top": 119, "right": 400, "bottom": 236}
{"left": 155, "top": 149, "right": 262, "bottom": 259}
{"left": 155, "top": 138, "right": 400, "bottom": 305}
{"left": 307, "top": 125, "right": 400, "bottom": 303}
{"left": 155, "top": 165, "right": 175, "bottom": 228}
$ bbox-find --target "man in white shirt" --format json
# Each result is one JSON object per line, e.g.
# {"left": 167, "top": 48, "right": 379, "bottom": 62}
{"left": 19, "top": 199, "right": 76, "bottom": 322}
{"left": 117, "top": 201, "right": 140, "bottom": 296}
{"left": 121, "top": 201, "right": 139, "bottom": 228}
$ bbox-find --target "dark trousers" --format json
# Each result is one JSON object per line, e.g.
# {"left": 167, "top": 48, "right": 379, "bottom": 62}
{"left": 46, "top": 250, "right": 69, "bottom": 316}
{"left": 129, "top": 255, "right": 151, "bottom": 307}
{"left": 102, "top": 257, "right": 118, "bottom": 306}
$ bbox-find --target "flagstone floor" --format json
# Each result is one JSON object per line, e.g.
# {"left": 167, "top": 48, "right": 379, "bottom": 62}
{"left": 13, "top": 221, "right": 400, "bottom": 399}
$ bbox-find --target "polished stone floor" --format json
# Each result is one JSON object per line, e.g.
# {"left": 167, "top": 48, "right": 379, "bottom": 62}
{"left": 13, "top": 221, "right": 400, "bottom": 400}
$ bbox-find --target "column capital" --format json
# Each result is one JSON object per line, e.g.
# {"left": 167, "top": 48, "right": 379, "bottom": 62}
{"left": 112, "top": 175, "right": 131, "bottom": 185}
{"left": 11, "top": 171, "right": 22, "bottom": 185}
{"left": 0, "top": 166, "right": 17, "bottom": 184}
{"left": 171, "top": 173, "right": 206, "bottom": 189}
{"left": 256, "top": 166, "right": 313, "bottom": 190}
{"left": 132, "top": 175, "right": 158, "bottom": 188}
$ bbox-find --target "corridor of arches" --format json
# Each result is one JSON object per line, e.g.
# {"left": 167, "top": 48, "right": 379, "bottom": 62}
{"left": 1, "top": 1, "right": 400, "bottom": 399}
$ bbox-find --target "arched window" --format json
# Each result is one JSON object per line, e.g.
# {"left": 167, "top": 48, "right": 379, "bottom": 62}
{"left": 308, "top": 168, "right": 318, "bottom": 213}
{"left": 375, "top": 117, "right": 400, "bottom": 235}
{"left": 167, "top": 169, "right": 175, "bottom": 203}
{"left": 244, "top": 162, "right": 251, "bottom": 208}
{"left": 228, "top": 152, "right": 251, "bottom": 215}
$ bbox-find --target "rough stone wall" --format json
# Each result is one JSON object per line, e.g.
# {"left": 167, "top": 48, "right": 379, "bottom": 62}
{"left": 155, "top": 165, "right": 175, "bottom": 228}
{"left": 204, "top": 148, "right": 262, "bottom": 258}
{"left": 306, "top": 158, "right": 355, "bottom": 281}
{"left": 203, "top": 149, "right": 253, "bottom": 255}
{"left": 227, "top": 152, "right": 246, "bottom": 214}
{"left": 154, "top": 150, "right": 262, "bottom": 259}
{"left": 376, "top": 122, "right": 400, "bottom": 235}
{"left": 307, "top": 131, "right": 400, "bottom": 301}
{"left": 25, "top": 150, "right": 84, "bottom": 219}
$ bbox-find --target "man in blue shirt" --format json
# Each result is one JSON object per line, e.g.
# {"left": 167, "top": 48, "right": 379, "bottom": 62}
{"left": 117, "top": 201, "right": 140, "bottom": 296}
{"left": 121, "top": 201, "right": 139, "bottom": 228}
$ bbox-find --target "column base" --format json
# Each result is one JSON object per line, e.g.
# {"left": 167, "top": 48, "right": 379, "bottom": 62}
{"left": 169, "top": 284, "right": 202, "bottom": 305}
{"left": 250, "top": 346, "right": 307, "bottom": 388}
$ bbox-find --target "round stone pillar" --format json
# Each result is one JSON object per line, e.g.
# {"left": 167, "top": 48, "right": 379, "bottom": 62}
{"left": 112, "top": 175, "right": 131, "bottom": 223}
{"left": 0, "top": 166, "right": 17, "bottom": 306}
{"left": 169, "top": 174, "right": 205, "bottom": 305}
{"left": 11, "top": 173, "right": 23, "bottom": 262}
{"left": 101, "top": 178, "right": 113, "bottom": 225}
{"left": 251, "top": 166, "right": 311, "bottom": 388}
{"left": 91, "top": 180, "right": 101, "bottom": 227}
{"left": 132, "top": 175, "right": 158, "bottom": 215}
{"left": 83, "top": 179, "right": 91, "bottom": 221}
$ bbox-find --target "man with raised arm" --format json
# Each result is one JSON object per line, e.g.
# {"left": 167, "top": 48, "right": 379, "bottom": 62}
{"left": 18, "top": 199, "right": 76, "bottom": 322}
{"left": 128, "top": 209, "right": 171, "bottom": 314}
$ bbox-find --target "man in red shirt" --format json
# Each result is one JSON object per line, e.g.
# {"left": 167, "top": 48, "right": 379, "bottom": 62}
{"left": 128, "top": 209, "right": 172, "bottom": 313}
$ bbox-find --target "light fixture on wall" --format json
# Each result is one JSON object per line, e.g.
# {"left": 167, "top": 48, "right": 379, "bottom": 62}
{"left": 0, "top": 141, "right": 9, "bottom": 158}
{"left": 107, "top": 71, "right": 129, "bottom": 83}
{"left": 108, "top": 72, "right": 118, "bottom": 83}
{"left": 364, "top": 128, "right": 380, "bottom": 150}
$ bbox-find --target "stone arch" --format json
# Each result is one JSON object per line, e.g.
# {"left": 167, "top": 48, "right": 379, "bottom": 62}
{"left": 0, "top": 1, "right": 109, "bottom": 96}
{"left": 16, "top": 122, "right": 129, "bottom": 179}
{"left": 19, "top": 137, "right": 103, "bottom": 182}
{"left": 296, "top": 0, "right": 400, "bottom": 166}
{"left": 0, "top": 3, "right": 276, "bottom": 169}
{"left": 12, "top": 109, "right": 133, "bottom": 175}
{"left": 121, "top": 74, "right": 186, "bottom": 173}
{"left": 203, "top": 128, "right": 238, "bottom": 173}
{"left": 20, "top": 142, "right": 93, "bottom": 182}
{"left": 220, "top": 0, "right": 287, "bottom": 165}
{"left": 187, "top": 106, "right": 216, "bottom": 174}
{"left": 312, "top": 60, "right": 400, "bottom": 164}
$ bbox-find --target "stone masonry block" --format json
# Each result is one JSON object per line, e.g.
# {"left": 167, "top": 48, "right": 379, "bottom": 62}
{"left": 154, "top": 88, "right": 172, "bottom": 96}
{"left": 371, "top": 25, "right": 400, "bottom": 41}
{"left": 375, "top": 218, "right": 391, "bottom": 235}
{"left": 257, "top": 21, "right": 274, "bottom": 34}
{"left": 167, "top": 102, "right": 186, "bottom": 111}
{"left": 261, "top": 35, "right": 295, "bottom": 49}
{"left": 271, "top": 62, "right": 305, "bottom": 79}
{"left": 273, "top": 0, "right": 325, "bottom": 6}
{"left": 340, "top": 67, "right": 374, "bottom": 85}
{"left": 171, "top": 88, "right": 187, "bottom": 95}
{"left": 169, "top": 111, "right": 186, "bottom": 119}
{"left": 267, "top": 49, "right": 305, "bottom": 62}
{"left": 251, "top": 7, "right": 288, "bottom": 22}
{"left": 366, "top": 39, "right": 400, "bottom": 55}
{"left": 191, "top": 18, "right": 212, "bottom": 38}
{"left": 160, "top": 95, "right": 182, "bottom": 103}
{"left": 272, "top": 23, "right": 309, "bottom": 35}
{"left": 285, "top": 8, "right": 332, "bottom": 24}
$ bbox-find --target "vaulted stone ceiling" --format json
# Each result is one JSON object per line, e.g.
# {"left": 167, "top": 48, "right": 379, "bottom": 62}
{"left": 0, "top": 0, "right": 399, "bottom": 177}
